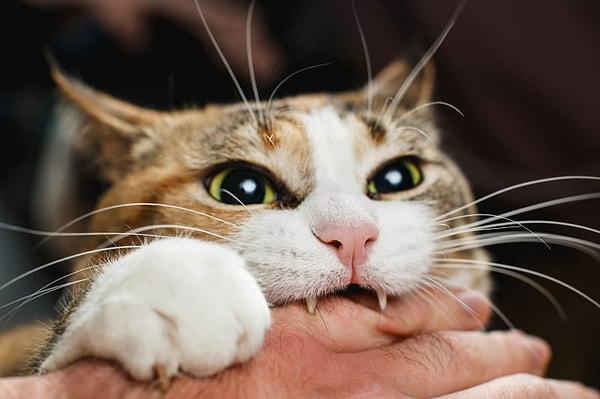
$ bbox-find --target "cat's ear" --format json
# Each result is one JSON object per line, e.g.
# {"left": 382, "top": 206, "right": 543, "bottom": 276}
{"left": 367, "top": 60, "right": 435, "bottom": 112}
{"left": 30, "top": 66, "right": 166, "bottom": 255}
{"left": 50, "top": 66, "right": 164, "bottom": 184}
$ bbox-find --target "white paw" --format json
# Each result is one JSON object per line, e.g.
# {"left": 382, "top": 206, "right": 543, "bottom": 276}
{"left": 40, "top": 237, "right": 271, "bottom": 380}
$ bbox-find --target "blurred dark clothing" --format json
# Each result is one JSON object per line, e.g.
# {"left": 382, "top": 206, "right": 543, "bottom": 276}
{"left": 1, "top": 0, "right": 598, "bottom": 387}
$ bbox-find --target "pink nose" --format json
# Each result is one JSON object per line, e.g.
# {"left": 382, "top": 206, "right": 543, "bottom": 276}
{"left": 314, "top": 223, "right": 379, "bottom": 268}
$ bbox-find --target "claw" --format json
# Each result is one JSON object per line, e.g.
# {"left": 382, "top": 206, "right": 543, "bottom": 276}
{"left": 375, "top": 289, "right": 387, "bottom": 311}
{"left": 153, "top": 364, "right": 172, "bottom": 392}
{"left": 306, "top": 296, "right": 317, "bottom": 314}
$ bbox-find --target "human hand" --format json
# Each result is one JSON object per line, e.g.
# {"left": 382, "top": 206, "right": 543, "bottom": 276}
{"left": 0, "top": 289, "right": 597, "bottom": 399}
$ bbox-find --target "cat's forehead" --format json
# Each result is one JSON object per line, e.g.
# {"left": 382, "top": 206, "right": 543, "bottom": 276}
{"left": 212, "top": 94, "right": 439, "bottom": 158}
{"left": 162, "top": 96, "right": 441, "bottom": 200}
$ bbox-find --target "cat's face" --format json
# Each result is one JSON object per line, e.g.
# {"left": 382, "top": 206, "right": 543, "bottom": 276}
{"left": 52, "top": 61, "right": 490, "bottom": 307}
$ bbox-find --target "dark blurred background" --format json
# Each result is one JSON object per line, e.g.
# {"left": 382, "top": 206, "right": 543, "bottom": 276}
{"left": 1, "top": 0, "right": 598, "bottom": 387}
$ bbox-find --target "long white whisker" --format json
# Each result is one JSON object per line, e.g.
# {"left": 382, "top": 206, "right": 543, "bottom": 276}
{"left": 0, "top": 260, "right": 108, "bottom": 322}
{"left": 435, "top": 258, "right": 600, "bottom": 310}
{"left": 432, "top": 274, "right": 517, "bottom": 329}
{"left": 352, "top": 2, "right": 373, "bottom": 117}
{"left": 436, "top": 213, "right": 548, "bottom": 247}
{"left": 439, "top": 232, "right": 600, "bottom": 261}
{"left": 98, "top": 224, "right": 244, "bottom": 250}
{"left": 439, "top": 212, "right": 545, "bottom": 235}
{"left": 438, "top": 217, "right": 599, "bottom": 242}
{"left": 0, "top": 223, "right": 199, "bottom": 242}
{"left": 0, "top": 278, "right": 89, "bottom": 324}
{"left": 266, "top": 63, "right": 332, "bottom": 117}
{"left": 383, "top": 0, "right": 466, "bottom": 121}
{"left": 375, "top": 96, "right": 393, "bottom": 128}
{"left": 397, "top": 101, "right": 464, "bottom": 122}
{"left": 219, "top": 189, "right": 254, "bottom": 215}
{"left": 0, "top": 245, "right": 141, "bottom": 295}
{"left": 271, "top": 106, "right": 300, "bottom": 119}
{"left": 487, "top": 303, "right": 515, "bottom": 330}
{"left": 448, "top": 232, "right": 554, "bottom": 250}
{"left": 0, "top": 222, "right": 95, "bottom": 238}
{"left": 34, "top": 202, "right": 239, "bottom": 248}
{"left": 479, "top": 193, "right": 600, "bottom": 225}
{"left": 399, "top": 125, "right": 432, "bottom": 140}
{"left": 1, "top": 221, "right": 257, "bottom": 313}
{"left": 437, "top": 176, "right": 600, "bottom": 221}
{"left": 413, "top": 282, "right": 461, "bottom": 324}
{"left": 421, "top": 276, "right": 488, "bottom": 330}
{"left": 500, "top": 220, "right": 599, "bottom": 235}
{"left": 245, "top": 0, "right": 264, "bottom": 127}
{"left": 2, "top": 220, "right": 243, "bottom": 262}
{"left": 192, "top": 0, "right": 257, "bottom": 125}
{"left": 434, "top": 262, "right": 567, "bottom": 320}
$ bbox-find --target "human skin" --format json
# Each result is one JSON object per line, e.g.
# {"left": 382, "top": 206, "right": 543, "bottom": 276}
{"left": 0, "top": 290, "right": 598, "bottom": 398}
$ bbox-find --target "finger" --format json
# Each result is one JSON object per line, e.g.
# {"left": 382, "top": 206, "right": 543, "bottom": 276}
{"left": 262, "top": 327, "right": 554, "bottom": 398}
{"left": 376, "top": 330, "right": 552, "bottom": 398}
{"left": 272, "top": 296, "right": 401, "bottom": 352}
{"left": 376, "top": 288, "right": 491, "bottom": 336}
{"left": 271, "top": 288, "right": 491, "bottom": 353}
{"left": 436, "top": 374, "right": 600, "bottom": 399}
{"left": 0, "top": 360, "right": 161, "bottom": 399}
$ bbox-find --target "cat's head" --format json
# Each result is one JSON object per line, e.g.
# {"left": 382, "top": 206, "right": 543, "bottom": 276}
{"left": 43, "top": 61, "right": 490, "bottom": 307}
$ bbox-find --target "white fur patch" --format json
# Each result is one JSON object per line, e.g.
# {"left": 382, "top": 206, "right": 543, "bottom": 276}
{"left": 232, "top": 106, "right": 436, "bottom": 304}
{"left": 40, "top": 238, "right": 270, "bottom": 379}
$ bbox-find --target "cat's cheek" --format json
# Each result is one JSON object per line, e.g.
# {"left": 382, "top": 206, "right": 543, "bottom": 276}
{"left": 40, "top": 237, "right": 271, "bottom": 380}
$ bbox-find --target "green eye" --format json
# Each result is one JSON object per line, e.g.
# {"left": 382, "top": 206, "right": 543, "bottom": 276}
{"left": 368, "top": 157, "right": 423, "bottom": 196}
{"left": 208, "top": 167, "right": 278, "bottom": 205}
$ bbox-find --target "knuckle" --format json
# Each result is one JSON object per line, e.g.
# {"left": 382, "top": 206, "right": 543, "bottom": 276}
{"left": 433, "top": 332, "right": 475, "bottom": 368}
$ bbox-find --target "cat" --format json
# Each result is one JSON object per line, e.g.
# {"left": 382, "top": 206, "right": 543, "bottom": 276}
{"left": 0, "top": 56, "right": 497, "bottom": 379}
{"left": 1, "top": 2, "right": 598, "bottom": 384}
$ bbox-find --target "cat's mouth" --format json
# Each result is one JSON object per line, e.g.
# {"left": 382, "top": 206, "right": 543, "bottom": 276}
{"left": 305, "top": 284, "right": 388, "bottom": 314}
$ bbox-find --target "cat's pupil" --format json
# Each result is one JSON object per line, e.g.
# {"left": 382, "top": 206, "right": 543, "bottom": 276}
{"left": 208, "top": 168, "right": 278, "bottom": 205}
{"left": 368, "top": 158, "right": 423, "bottom": 196}
{"left": 230, "top": 173, "right": 262, "bottom": 203}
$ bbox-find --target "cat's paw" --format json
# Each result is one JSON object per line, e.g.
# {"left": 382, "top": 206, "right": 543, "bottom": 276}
{"left": 39, "top": 237, "right": 270, "bottom": 380}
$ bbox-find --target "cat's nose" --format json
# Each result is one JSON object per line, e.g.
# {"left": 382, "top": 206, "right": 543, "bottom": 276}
{"left": 314, "top": 222, "right": 379, "bottom": 269}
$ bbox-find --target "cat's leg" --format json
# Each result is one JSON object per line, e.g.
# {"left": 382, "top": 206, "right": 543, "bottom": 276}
{"left": 37, "top": 237, "right": 271, "bottom": 380}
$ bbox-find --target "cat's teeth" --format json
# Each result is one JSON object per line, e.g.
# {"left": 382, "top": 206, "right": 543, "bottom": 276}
{"left": 306, "top": 296, "right": 317, "bottom": 314}
{"left": 375, "top": 289, "right": 387, "bottom": 311}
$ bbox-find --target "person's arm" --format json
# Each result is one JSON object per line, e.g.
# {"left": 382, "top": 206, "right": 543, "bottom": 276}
{"left": 1, "top": 290, "right": 598, "bottom": 398}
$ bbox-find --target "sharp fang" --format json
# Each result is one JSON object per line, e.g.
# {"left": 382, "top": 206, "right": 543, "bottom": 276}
{"left": 306, "top": 296, "right": 317, "bottom": 314}
{"left": 376, "top": 289, "right": 387, "bottom": 311}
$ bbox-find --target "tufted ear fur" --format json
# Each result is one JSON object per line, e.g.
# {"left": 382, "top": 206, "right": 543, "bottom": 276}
{"left": 337, "top": 59, "right": 436, "bottom": 122}
{"left": 49, "top": 67, "right": 164, "bottom": 184}
{"left": 368, "top": 60, "right": 436, "bottom": 111}
{"left": 32, "top": 67, "right": 165, "bottom": 258}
